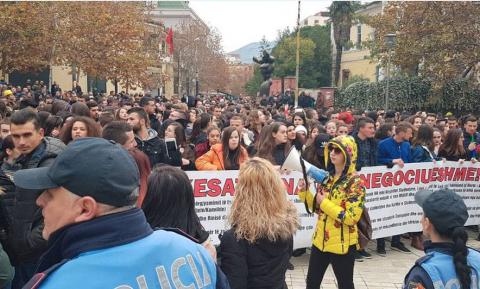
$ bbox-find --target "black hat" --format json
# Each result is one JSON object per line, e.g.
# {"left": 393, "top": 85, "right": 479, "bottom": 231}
{"left": 14, "top": 138, "right": 139, "bottom": 207}
{"left": 415, "top": 189, "right": 468, "bottom": 232}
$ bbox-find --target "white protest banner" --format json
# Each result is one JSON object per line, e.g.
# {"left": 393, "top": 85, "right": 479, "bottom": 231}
{"left": 358, "top": 161, "right": 480, "bottom": 239}
{"left": 187, "top": 161, "right": 480, "bottom": 247}
{"left": 186, "top": 170, "right": 315, "bottom": 248}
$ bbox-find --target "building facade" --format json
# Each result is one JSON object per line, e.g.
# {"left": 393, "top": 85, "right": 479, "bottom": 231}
{"left": 300, "top": 11, "right": 329, "bottom": 28}
{"left": 333, "top": 2, "right": 383, "bottom": 87}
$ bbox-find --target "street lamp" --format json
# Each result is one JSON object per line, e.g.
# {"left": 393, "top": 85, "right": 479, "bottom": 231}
{"left": 384, "top": 33, "right": 396, "bottom": 111}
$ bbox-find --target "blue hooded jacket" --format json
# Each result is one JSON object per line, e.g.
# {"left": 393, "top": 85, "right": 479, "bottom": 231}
{"left": 24, "top": 208, "right": 228, "bottom": 289}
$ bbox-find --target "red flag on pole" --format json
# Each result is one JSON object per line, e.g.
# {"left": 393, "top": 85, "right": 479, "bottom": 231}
{"left": 166, "top": 28, "right": 174, "bottom": 54}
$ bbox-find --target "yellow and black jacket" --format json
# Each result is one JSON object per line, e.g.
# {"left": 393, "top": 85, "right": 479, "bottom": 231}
{"left": 299, "top": 135, "right": 366, "bottom": 254}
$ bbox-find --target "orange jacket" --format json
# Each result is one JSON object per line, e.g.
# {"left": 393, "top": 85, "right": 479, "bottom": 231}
{"left": 195, "top": 143, "right": 249, "bottom": 170}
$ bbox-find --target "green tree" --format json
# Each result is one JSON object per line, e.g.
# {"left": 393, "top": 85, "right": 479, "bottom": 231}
{"left": 258, "top": 35, "right": 271, "bottom": 53}
{"left": 329, "top": 2, "right": 357, "bottom": 86}
{"left": 272, "top": 36, "right": 315, "bottom": 79}
{"left": 297, "top": 25, "right": 332, "bottom": 88}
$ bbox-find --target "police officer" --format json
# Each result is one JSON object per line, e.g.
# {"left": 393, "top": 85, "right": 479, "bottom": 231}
{"left": 14, "top": 138, "right": 228, "bottom": 289}
{"left": 403, "top": 189, "right": 480, "bottom": 289}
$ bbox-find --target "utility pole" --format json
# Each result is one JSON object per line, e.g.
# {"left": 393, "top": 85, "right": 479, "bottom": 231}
{"left": 295, "top": 0, "right": 301, "bottom": 108}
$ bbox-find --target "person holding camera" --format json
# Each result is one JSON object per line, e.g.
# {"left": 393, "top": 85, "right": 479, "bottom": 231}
{"left": 127, "top": 107, "right": 181, "bottom": 168}
{"left": 298, "top": 135, "right": 365, "bottom": 289}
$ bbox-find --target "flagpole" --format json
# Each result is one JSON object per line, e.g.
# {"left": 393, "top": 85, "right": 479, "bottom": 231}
{"left": 295, "top": 0, "right": 301, "bottom": 108}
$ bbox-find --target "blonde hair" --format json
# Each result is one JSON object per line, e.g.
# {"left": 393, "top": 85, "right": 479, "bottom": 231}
{"left": 229, "top": 157, "right": 299, "bottom": 243}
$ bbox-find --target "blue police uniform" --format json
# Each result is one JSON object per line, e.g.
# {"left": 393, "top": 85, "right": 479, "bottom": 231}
{"left": 404, "top": 242, "right": 480, "bottom": 289}
{"left": 23, "top": 208, "right": 229, "bottom": 289}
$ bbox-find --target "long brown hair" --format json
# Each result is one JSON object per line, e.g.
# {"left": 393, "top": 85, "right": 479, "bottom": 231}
{"left": 255, "top": 122, "right": 290, "bottom": 164}
{"left": 167, "top": 121, "right": 187, "bottom": 147}
{"left": 439, "top": 128, "right": 466, "bottom": 157}
{"left": 222, "top": 126, "right": 241, "bottom": 170}
{"left": 229, "top": 158, "right": 298, "bottom": 243}
{"left": 412, "top": 124, "right": 435, "bottom": 152}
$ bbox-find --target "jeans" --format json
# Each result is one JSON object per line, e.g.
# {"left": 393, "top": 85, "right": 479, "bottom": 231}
{"left": 376, "top": 235, "right": 401, "bottom": 249}
{"left": 306, "top": 245, "right": 356, "bottom": 289}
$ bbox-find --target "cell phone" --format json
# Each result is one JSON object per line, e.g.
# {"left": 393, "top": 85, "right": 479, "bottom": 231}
{"left": 165, "top": 138, "right": 177, "bottom": 151}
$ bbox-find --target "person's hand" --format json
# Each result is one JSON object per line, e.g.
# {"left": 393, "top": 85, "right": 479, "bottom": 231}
{"left": 298, "top": 179, "right": 306, "bottom": 191}
{"left": 182, "top": 158, "right": 190, "bottom": 166}
{"left": 459, "top": 159, "right": 465, "bottom": 164}
{"left": 468, "top": 142, "right": 476, "bottom": 151}
{"left": 392, "top": 159, "right": 405, "bottom": 168}
{"left": 471, "top": 158, "right": 478, "bottom": 164}
{"left": 51, "top": 128, "right": 60, "bottom": 137}
{"left": 315, "top": 191, "right": 326, "bottom": 206}
{"left": 179, "top": 147, "right": 184, "bottom": 154}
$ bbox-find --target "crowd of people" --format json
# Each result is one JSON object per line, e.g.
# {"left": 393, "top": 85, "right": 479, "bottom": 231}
{"left": 0, "top": 79, "right": 479, "bottom": 289}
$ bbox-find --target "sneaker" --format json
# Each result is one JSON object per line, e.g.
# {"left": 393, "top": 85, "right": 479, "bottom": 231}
{"left": 359, "top": 250, "right": 372, "bottom": 259}
{"left": 391, "top": 242, "right": 412, "bottom": 253}
{"left": 354, "top": 251, "right": 364, "bottom": 262}
{"left": 287, "top": 261, "right": 294, "bottom": 270}
{"left": 376, "top": 247, "right": 387, "bottom": 257}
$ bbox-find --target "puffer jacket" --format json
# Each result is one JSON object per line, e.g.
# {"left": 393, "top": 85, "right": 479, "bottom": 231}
{"left": 195, "top": 143, "right": 248, "bottom": 171}
{"left": 299, "top": 135, "right": 365, "bottom": 255}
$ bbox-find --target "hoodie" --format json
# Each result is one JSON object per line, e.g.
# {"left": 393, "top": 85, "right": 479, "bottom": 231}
{"left": 299, "top": 135, "right": 366, "bottom": 254}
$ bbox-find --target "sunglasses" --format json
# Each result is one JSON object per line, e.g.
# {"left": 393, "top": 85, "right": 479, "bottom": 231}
{"left": 328, "top": 145, "right": 343, "bottom": 154}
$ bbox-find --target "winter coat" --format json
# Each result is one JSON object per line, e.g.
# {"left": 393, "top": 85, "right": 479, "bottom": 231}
{"left": 8, "top": 137, "right": 65, "bottom": 265}
{"left": 377, "top": 137, "right": 412, "bottom": 166}
{"left": 219, "top": 206, "right": 298, "bottom": 289}
{"left": 23, "top": 209, "right": 227, "bottom": 289}
{"left": 0, "top": 243, "right": 13, "bottom": 288}
{"left": 353, "top": 132, "right": 378, "bottom": 171}
{"left": 411, "top": 145, "right": 438, "bottom": 163}
{"left": 299, "top": 135, "right": 366, "bottom": 255}
{"left": 195, "top": 144, "right": 248, "bottom": 171}
{"left": 135, "top": 129, "right": 181, "bottom": 168}
{"left": 463, "top": 130, "right": 480, "bottom": 159}
{"left": 195, "top": 142, "right": 211, "bottom": 159}
{"left": 403, "top": 242, "right": 480, "bottom": 289}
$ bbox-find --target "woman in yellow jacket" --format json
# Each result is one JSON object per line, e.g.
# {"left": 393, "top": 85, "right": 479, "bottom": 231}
{"left": 299, "top": 135, "right": 366, "bottom": 289}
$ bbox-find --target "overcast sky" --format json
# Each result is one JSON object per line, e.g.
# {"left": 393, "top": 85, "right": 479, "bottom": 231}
{"left": 189, "top": 0, "right": 332, "bottom": 52}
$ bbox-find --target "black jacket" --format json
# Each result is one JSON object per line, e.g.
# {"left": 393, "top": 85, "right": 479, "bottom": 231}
{"left": 353, "top": 132, "right": 378, "bottom": 171}
{"left": 149, "top": 114, "right": 161, "bottom": 134}
{"left": 135, "top": 129, "right": 181, "bottom": 168}
{"left": 7, "top": 137, "right": 65, "bottom": 265}
{"left": 0, "top": 170, "right": 15, "bottom": 251}
{"left": 220, "top": 229, "right": 292, "bottom": 289}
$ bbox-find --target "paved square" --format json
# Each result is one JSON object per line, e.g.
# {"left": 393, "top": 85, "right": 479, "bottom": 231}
{"left": 286, "top": 230, "right": 480, "bottom": 289}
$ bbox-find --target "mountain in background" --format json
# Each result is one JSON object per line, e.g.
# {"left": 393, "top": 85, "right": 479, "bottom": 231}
{"left": 228, "top": 41, "right": 276, "bottom": 64}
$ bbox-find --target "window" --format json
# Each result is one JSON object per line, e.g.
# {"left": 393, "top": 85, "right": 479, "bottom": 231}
{"left": 304, "top": 20, "right": 308, "bottom": 25}
{"left": 356, "top": 24, "right": 362, "bottom": 49}
{"left": 314, "top": 20, "right": 319, "bottom": 25}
